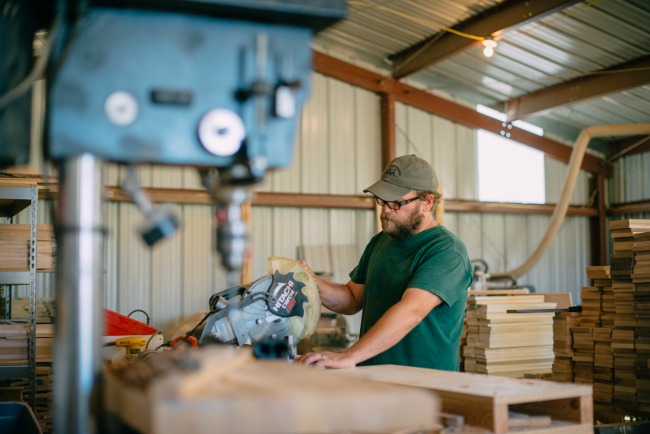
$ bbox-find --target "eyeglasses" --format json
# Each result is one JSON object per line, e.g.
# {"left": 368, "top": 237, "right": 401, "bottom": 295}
{"left": 374, "top": 195, "right": 419, "bottom": 210}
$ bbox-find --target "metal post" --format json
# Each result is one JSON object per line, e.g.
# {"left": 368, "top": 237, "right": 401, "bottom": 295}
{"left": 28, "top": 183, "right": 38, "bottom": 411}
{"left": 53, "top": 154, "right": 105, "bottom": 434}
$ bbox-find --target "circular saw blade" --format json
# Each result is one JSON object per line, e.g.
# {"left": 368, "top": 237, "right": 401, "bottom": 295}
{"left": 266, "top": 256, "right": 321, "bottom": 339}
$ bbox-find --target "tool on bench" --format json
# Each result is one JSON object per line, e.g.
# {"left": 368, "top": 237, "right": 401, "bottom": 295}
{"left": 194, "top": 257, "right": 320, "bottom": 359}
{"left": 170, "top": 335, "right": 198, "bottom": 348}
{"left": 104, "top": 337, "right": 148, "bottom": 360}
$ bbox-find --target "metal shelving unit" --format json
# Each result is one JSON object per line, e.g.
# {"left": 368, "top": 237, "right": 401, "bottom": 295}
{"left": 0, "top": 184, "right": 38, "bottom": 410}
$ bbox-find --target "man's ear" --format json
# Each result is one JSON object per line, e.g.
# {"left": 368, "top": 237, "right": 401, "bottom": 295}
{"left": 421, "top": 193, "right": 435, "bottom": 211}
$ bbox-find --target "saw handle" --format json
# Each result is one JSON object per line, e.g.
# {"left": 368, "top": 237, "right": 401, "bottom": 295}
{"left": 170, "top": 335, "right": 198, "bottom": 348}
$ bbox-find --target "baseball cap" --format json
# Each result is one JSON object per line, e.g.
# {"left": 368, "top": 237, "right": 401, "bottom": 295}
{"left": 363, "top": 154, "right": 439, "bottom": 201}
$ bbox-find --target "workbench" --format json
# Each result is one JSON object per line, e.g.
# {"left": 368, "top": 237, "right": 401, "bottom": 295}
{"left": 103, "top": 347, "right": 441, "bottom": 434}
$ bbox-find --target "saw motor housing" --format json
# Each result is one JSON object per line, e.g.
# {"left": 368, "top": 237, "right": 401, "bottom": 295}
{"left": 198, "top": 257, "right": 320, "bottom": 358}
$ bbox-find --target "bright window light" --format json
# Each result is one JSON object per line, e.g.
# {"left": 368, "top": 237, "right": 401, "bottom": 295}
{"left": 477, "top": 129, "right": 545, "bottom": 204}
{"left": 476, "top": 104, "right": 544, "bottom": 136}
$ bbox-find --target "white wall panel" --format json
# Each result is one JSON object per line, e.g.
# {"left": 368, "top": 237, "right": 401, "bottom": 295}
{"left": 503, "top": 215, "right": 532, "bottom": 275}
{"left": 150, "top": 204, "right": 183, "bottom": 331}
{"left": 116, "top": 204, "right": 152, "bottom": 319}
{"left": 403, "top": 105, "right": 432, "bottom": 158}
{"left": 608, "top": 153, "right": 650, "bottom": 204}
{"left": 355, "top": 210, "right": 378, "bottom": 247}
{"left": 441, "top": 212, "right": 459, "bottom": 235}
{"left": 180, "top": 205, "right": 215, "bottom": 316}
{"left": 353, "top": 88, "right": 381, "bottom": 192}
{"left": 329, "top": 209, "right": 357, "bottom": 244}
{"left": 300, "top": 208, "right": 331, "bottom": 246}
{"left": 328, "top": 80, "right": 357, "bottom": 195}
{"left": 457, "top": 214, "right": 482, "bottom": 262}
{"left": 545, "top": 157, "right": 589, "bottom": 204}
{"left": 181, "top": 167, "right": 203, "bottom": 190}
{"left": 455, "top": 125, "right": 477, "bottom": 201}
{"left": 250, "top": 207, "right": 274, "bottom": 283}
{"left": 271, "top": 208, "right": 303, "bottom": 260}
{"left": 480, "top": 214, "right": 506, "bottom": 274}
{"left": 295, "top": 73, "right": 330, "bottom": 194}
{"left": 432, "top": 116, "right": 459, "bottom": 199}
{"left": 105, "top": 202, "right": 119, "bottom": 308}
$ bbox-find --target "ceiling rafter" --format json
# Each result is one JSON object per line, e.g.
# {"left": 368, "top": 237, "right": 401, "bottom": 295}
{"left": 389, "top": 0, "right": 581, "bottom": 79}
{"left": 313, "top": 51, "right": 612, "bottom": 177}
{"left": 606, "top": 134, "right": 650, "bottom": 161}
{"left": 499, "top": 55, "right": 650, "bottom": 121}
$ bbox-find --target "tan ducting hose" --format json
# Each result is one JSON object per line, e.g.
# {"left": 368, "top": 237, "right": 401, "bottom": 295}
{"left": 489, "top": 123, "right": 650, "bottom": 281}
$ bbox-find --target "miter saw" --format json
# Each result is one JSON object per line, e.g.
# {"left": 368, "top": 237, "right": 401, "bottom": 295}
{"left": 196, "top": 257, "right": 320, "bottom": 359}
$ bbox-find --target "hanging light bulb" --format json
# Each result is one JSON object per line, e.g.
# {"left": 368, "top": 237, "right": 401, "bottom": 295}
{"left": 482, "top": 37, "right": 497, "bottom": 58}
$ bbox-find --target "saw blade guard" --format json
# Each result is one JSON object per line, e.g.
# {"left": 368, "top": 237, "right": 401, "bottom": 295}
{"left": 266, "top": 256, "right": 320, "bottom": 340}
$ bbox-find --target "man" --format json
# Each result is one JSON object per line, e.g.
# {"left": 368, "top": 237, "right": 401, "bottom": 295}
{"left": 296, "top": 154, "right": 472, "bottom": 370}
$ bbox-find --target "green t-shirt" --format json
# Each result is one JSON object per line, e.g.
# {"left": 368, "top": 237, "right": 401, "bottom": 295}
{"left": 349, "top": 225, "right": 472, "bottom": 371}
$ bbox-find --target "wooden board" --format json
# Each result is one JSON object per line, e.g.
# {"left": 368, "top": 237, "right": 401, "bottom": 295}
{"left": 337, "top": 365, "right": 593, "bottom": 434}
{"left": 103, "top": 347, "right": 440, "bottom": 434}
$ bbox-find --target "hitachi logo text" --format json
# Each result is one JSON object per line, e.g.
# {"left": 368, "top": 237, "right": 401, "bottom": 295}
{"left": 274, "top": 280, "right": 297, "bottom": 312}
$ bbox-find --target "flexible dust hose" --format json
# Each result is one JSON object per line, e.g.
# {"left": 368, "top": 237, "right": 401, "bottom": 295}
{"left": 489, "top": 123, "right": 650, "bottom": 281}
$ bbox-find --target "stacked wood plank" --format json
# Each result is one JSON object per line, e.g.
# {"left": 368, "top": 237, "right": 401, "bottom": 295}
{"left": 551, "top": 310, "right": 580, "bottom": 382}
{"left": 0, "top": 322, "right": 54, "bottom": 433}
{"left": 609, "top": 219, "right": 650, "bottom": 415}
{"left": 0, "top": 322, "right": 54, "bottom": 365}
{"left": 464, "top": 294, "right": 556, "bottom": 377}
{"left": 579, "top": 266, "right": 615, "bottom": 406}
{"left": 633, "top": 230, "right": 650, "bottom": 413}
{"left": 8, "top": 297, "right": 55, "bottom": 323}
{"left": 0, "top": 224, "right": 56, "bottom": 271}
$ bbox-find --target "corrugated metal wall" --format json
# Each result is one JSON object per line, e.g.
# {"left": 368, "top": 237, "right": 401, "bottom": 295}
{"left": 609, "top": 153, "right": 650, "bottom": 204}
{"left": 8, "top": 73, "right": 600, "bottom": 331}
{"left": 605, "top": 152, "right": 650, "bottom": 259}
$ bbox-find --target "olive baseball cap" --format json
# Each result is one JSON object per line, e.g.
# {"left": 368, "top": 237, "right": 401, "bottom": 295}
{"left": 363, "top": 154, "right": 439, "bottom": 201}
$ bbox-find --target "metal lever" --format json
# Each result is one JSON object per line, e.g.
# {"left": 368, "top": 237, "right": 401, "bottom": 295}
{"left": 121, "top": 165, "right": 180, "bottom": 246}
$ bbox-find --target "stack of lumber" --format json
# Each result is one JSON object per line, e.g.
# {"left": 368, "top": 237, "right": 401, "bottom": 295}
{"left": 551, "top": 310, "right": 580, "bottom": 382}
{"left": 633, "top": 229, "right": 650, "bottom": 413}
{"left": 8, "top": 297, "right": 55, "bottom": 323}
{"left": 571, "top": 326, "right": 593, "bottom": 384}
{"left": 464, "top": 294, "right": 556, "bottom": 377}
{"left": 0, "top": 322, "right": 54, "bottom": 433}
{"left": 0, "top": 322, "right": 54, "bottom": 365}
{"left": 0, "top": 224, "right": 56, "bottom": 271}
{"left": 609, "top": 219, "right": 650, "bottom": 415}
{"left": 582, "top": 266, "right": 615, "bottom": 406}
{"left": 582, "top": 266, "right": 608, "bottom": 326}
{"left": 593, "top": 326, "right": 614, "bottom": 406}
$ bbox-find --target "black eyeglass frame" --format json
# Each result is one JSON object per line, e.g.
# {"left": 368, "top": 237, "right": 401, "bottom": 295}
{"left": 374, "top": 195, "right": 420, "bottom": 210}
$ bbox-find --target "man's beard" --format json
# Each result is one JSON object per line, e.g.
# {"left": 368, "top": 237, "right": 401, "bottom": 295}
{"left": 380, "top": 204, "right": 424, "bottom": 240}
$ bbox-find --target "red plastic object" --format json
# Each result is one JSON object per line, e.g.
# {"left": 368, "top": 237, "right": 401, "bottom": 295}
{"left": 104, "top": 309, "right": 157, "bottom": 336}
{"left": 170, "top": 335, "right": 198, "bottom": 348}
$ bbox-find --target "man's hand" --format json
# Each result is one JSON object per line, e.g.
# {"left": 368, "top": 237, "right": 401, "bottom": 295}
{"left": 295, "top": 350, "right": 357, "bottom": 369}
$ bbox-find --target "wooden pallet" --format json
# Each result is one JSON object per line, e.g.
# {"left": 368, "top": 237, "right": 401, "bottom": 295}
{"left": 338, "top": 365, "right": 593, "bottom": 434}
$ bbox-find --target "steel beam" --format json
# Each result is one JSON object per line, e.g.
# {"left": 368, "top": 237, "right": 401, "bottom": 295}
{"left": 503, "top": 55, "right": 650, "bottom": 121}
{"left": 390, "top": 0, "right": 581, "bottom": 79}
{"left": 606, "top": 134, "right": 650, "bottom": 161}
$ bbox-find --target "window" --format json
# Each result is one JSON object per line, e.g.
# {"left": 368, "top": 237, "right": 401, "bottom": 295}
{"left": 477, "top": 129, "right": 545, "bottom": 204}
